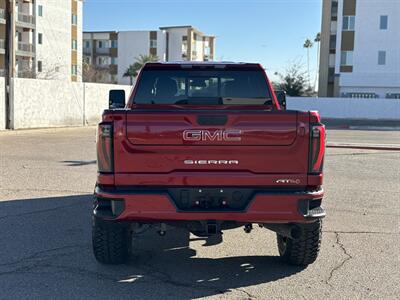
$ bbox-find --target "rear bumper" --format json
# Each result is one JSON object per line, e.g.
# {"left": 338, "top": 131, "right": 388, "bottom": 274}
{"left": 94, "top": 186, "right": 324, "bottom": 224}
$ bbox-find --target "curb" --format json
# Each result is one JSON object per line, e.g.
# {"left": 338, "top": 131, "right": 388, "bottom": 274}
{"left": 327, "top": 142, "right": 400, "bottom": 151}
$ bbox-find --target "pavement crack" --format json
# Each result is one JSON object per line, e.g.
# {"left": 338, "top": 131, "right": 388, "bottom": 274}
{"left": 0, "top": 244, "right": 133, "bottom": 282}
{"left": 325, "top": 232, "right": 353, "bottom": 286}
{"left": 230, "top": 288, "right": 257, "bottom": 299}
{"left": 0, "top": 244, "right": 88, "bottom": 269}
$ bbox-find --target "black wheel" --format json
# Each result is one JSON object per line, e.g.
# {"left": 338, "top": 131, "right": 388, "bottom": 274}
{"left": 277, "top": 219, "right": 322, "bottom": 266}
{"left": 92, "top": 218, "right": 132, "bottom": 264}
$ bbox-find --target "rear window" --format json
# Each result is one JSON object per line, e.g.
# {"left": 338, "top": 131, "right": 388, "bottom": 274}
{"left": 133, "top": 70, "right": 272, "bottom": 105}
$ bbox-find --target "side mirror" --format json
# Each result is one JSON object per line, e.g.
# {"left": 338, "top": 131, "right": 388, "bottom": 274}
{"left": 109, "top": 90, "right": 126, "bottom": 109}
{"left": 275, "top": 90, "right": 287, "bottom": 110}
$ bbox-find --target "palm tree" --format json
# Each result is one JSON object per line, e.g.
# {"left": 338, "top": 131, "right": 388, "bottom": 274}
{"left": 123, "top": 54, "right": 159, "bottom": 85}
{"left": 303, "top": 39, "right": 314, "bottom": 88}
{"left": 314, "top": 33, "right": 321, "bottom": 91}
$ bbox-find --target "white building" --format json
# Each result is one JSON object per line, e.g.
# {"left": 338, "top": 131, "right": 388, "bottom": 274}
{"left": 319, "top": 0, "right": 400, "bottom": 98}
{"left": 1, "top": 0, "right": 83, "bottom": 81}
{"left": 83, "top": 26, "right": 216, "bottom": 85}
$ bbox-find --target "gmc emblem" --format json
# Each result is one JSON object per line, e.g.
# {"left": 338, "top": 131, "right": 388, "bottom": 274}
{"left": 183, "top": 129, "right": 241, "bottom": 142}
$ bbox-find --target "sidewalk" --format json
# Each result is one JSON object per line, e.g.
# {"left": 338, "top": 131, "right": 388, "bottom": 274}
{"left": 323, "top": 118, "right": 400, "bottom": 131}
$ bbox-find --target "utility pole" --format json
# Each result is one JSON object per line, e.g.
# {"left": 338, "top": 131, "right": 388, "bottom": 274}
{"left": 5, "top": 0, "right": 15, "bottom": 129}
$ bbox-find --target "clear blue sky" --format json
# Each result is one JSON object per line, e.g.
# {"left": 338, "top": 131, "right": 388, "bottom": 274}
{"left": 83, "top": 0, "right": 322, "bottom": 82}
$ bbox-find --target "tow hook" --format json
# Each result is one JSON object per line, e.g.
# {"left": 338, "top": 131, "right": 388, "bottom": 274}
{"left": 244, "top": 224, "right": 253, "bottom": 233}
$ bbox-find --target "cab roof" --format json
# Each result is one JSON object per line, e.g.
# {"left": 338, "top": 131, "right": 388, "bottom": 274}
{"left": 143, "top": 61, "right": 264, "bottom": 70}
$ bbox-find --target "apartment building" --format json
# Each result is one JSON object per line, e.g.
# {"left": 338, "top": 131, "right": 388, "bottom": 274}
{"left": 319, "top": 0, "right": 400, "bottom": 98}
{"left": 0, "top": 0, "right": 83, "bottom": 81}
{"left": 83, "top": 26, "right": 216, "bottom": 85}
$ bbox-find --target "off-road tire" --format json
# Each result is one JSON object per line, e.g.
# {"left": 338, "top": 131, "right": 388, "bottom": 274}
{"left": 92, "top": 218, "right": 132, "bottom": 264}
{"left": 277, "top": 219, "right": 322, "bottom": 266}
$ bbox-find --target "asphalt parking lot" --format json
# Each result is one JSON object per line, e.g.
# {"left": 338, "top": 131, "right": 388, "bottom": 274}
{"left": 0, "top": 127, "right": 399, "bottom": 300}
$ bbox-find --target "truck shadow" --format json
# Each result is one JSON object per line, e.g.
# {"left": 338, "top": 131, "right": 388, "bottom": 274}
{"left": 0, "top": 194, "right": 305, "bottom": 299}
{"left": 61, "top": 160, "right": 97, "bottom": 167}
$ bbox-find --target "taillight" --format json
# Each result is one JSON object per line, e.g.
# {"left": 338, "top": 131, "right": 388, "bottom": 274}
{"left": 309, "top": 124, "right": 325, "bottom": 174}
{"left": 97, "top": 123, "right": 113, "bottom": 173}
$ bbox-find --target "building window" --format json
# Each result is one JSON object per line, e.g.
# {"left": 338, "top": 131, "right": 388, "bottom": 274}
{"left": 182, "top": 36, "right": 188, "bottom": 56}
{"left": 341, "top": 51, "right": 353, "bottom": 66}
{"left": 378, "top": 51, "right": 386, "bottom": 65}
{"left": 111, "top": 40, "right": 118, "bottom": 48}
{"left": 72, "top": 39, "right": 78, "bottom": 50}
{"left": 329, "top": 34, "right": 336, "bottom": 49}
{"left": 38, "top": 5, "right": 43, "bottom": 17}
{"left": 72, "top": 14, "right": 78, "bottom": 25}
{"left": 97, "top": 40, "right": 109, "bottom": 49}
{"left": 111, "top": 57, "right": 118, "bottom": 65}
{"left": 331, "top": 1, "right": 338, "bottom": 17}
{"left": 342, "top": 16, "right": 355, "bottom": 31}
{"left": 84, "top": 40, "right": 90, "bottom": 48}
{"left": 380, "top": 15, "right": 388, "bottom": 30}
{"left": 98, "top": 56, "right": 108, "bottom": 65}
{"left": 71, "top": 65, "right": 78, "bottom": 76}
{"left": 150, "top": 39, "right": 157, "bottom": 48}
{"left": 37, "top": 61, "right": 42, "bottom": 72}
{"left": 38, "top": 33, "right": 43, "bottom": 44}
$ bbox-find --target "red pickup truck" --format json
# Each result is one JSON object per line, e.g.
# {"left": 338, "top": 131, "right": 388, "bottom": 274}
{"left": 93, "top": 62, "right": 326, "bottom": 266}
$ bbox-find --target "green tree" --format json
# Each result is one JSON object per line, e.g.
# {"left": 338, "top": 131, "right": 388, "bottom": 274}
{"left": 123, "top": 54, "right": 158, "bottom": 85}
{"left": 303, "top": 38, "right": 314, "bottom": 88}
{"left": 274, "top": 62, "right": 308, "bottom": 97}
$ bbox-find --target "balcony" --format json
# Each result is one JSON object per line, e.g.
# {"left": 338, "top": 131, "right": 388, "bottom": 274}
{"left": 95, "top": 47, "right": 110, "bottom": 55}
{"left": 0, "top": 8, "right": 6, "bottom": 24}
{"left": 16, "top": 12, "right": 35, "bottom": 29}
{"left": 16, "top": 42, "right": 35, "bottom": 57}
{"left": 0, "top": 39, "right": 5, "bottom": 54}
{"left": 83, "top": 47, "right": 92, "bottom": 55}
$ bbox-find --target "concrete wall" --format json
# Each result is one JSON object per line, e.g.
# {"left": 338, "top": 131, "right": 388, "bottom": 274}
{"left": 10, "top": 78, "right": 132, "bottom": 129}
{"left": 287, "top": 97, "right": 400, "bottom": 120}
{"left": 0, "top": 77, "right": 5, "bottom": 130}
{"left": 12, "top": 78, "right": 84, "bottom": 129}
{"left": 5, "top": 82, "right": 399, "bottom": 129}
{"left": 84, "top": 83, "right": 132, "bottom": 125}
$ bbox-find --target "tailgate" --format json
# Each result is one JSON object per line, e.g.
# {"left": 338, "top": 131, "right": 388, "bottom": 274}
{"left": 114, "top": 110, "right": 310, "bottom": 185}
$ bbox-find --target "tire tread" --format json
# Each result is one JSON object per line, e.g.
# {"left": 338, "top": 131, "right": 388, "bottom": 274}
{"left": 92, "top": 220, "right": 131, "bottom": 264}
{"left": 277, "top": 220, "right": 322, "bottom": 266}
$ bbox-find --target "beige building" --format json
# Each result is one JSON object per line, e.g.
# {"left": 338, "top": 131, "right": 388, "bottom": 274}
{"left": 83, "top": 26, "right": 216, "bottom": 85}
{"left": 0, "top": 0, "right": 83, "bottom": 81}
{"left": 319, "top": 0, "right": 400, "bottom": 98}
